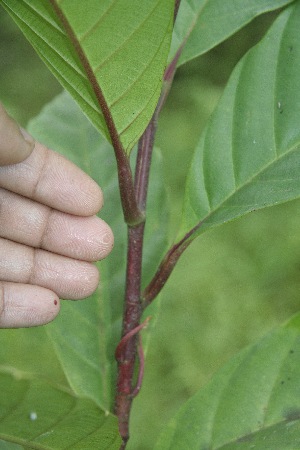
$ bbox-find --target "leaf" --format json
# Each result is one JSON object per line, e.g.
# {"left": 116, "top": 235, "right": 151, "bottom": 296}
{"left": 28, "top": 91, "right": 170, "bottom": 412}
{"left": 179, "top": 2, "right": 300, "bottom": 242}
{"left": 0, "top": 326, "right": 67, "bottom": 387}
{"left": 171, "top": 0, "right": 294, "bottom": 66}
{"left": 0, "top": 0, "right": 174, "bottom": 154}
{"left": 0, "top": 440, "right": 22, "bottom": 449}
{"left": 154, "top": 313, "right": 300, "bottom": 449}
{"left": 0, "top": 368, "right": 121, "bottom": 449}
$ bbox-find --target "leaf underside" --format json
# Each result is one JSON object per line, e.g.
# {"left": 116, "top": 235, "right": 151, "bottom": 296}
{"left": 179, "top": 1, "right": 300, "bottom": 242}
{"left": 155, "top": 313, "right": 300, "bottom": 449}
{"left": 0, "top": 368, "right": 121, "bottom": 449}
{"left": 171, "top": 0, "right": 294, "bottom": 66}
{"left": 0, "top": 0, "right": 174, "bottom": 154}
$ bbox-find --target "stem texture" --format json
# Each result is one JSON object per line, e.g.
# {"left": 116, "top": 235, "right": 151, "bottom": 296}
{"left": 115, "top": 5, "right": 185, "bottom": 446}
{"left": 115, "top": 223, "right": 144, "bottom": 445}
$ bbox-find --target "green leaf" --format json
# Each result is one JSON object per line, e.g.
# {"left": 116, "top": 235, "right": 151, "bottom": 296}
{"left": 179, "top": 2, "right": 300, "bottom": 242}
{"left": 171, "top": 0, "right": 294, "bottom": 66}
{"left": 154, "top": 313, "right": 300, "bottom": 449}
{"left": 0, "top": 440, "right": 22, "bottom": 449}
{"left": 0, "top": 0, "right": 174, "bottom": 154}
{"left": 0, "top": 368, "right": 121, "bottom": 449}
{"left": 28, "top": 90, "right": 169, "bottom": 412}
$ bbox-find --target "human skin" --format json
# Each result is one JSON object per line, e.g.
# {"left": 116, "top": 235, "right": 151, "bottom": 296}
{"left": 0, "top": 103, "right": 114, "bottom": 328}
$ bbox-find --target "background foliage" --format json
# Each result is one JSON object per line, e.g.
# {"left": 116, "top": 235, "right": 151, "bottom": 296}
{"left": 1, "top": 5, "right": 300, "bottom": 449}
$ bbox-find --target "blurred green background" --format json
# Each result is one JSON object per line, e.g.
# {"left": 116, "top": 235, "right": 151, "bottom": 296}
{"left": 1, "top": 8, "right": 300, "bottom": 450}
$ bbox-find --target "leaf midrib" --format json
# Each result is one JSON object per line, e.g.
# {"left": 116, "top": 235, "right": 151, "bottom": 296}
{"left": 49, "top": 0, "right": 122, "bottom": 151}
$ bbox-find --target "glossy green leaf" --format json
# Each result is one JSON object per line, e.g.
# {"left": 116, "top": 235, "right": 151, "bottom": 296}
{"left": 28, "top": 91, "right": 169, "bottom": 412}
{"left": 0, "top": 368, "right": 121, "bottom": 449}
{"left": 0, "top": 0, "right": 174, "bottom": 154}
{"left": 154, "top": 313, "right": 300, "bottom": 449}
{"left": 171, "top": 0, "right": 294, "bottom": 66}
{"left": 179, "top": 2, "right": 300, "bottom": 242}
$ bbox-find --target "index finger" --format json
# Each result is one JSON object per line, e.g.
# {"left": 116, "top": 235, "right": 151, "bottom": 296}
{"left": 0, "top": 140, "right": 103, "bottom": 216}
{"left": 0, "top": 103, "right": 35, "bottom": 165}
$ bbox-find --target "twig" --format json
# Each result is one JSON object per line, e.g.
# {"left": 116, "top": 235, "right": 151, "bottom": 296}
{"left": 142, "top": 222, "right": 203, "bottom": 307}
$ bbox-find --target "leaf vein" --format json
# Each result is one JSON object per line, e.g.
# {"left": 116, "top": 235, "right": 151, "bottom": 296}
{"left": 93, "top": 0, "right": 161, "bottom": 75}
{"left": 109, "top": 15, "right": 171, "bottom": 111}
{"left": 193, "top": 142, "right": 300, "bottom": 228}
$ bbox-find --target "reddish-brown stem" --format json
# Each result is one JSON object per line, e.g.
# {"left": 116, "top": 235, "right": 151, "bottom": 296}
{"left": 115, "top": 317, "right": 151, "bottom": 362}
{"left": 142, "top": 239, "right": 190, "bottom": 308}
{"left": 115, "top": 32, "right": 185, "bottom": 448}
{"left": 142, "top": 222, "right": 203, "bottom": 307}
{"left": 115, "top": 223, "right": 144, "bottom": 445}
{"left": 115, "top": 117, "right": 157, "bottom": 444}
{"left": 174, "top": 0, "right": 182, "bottom": 22}
{"left": 134, "top": 43, "right": 184, "bottom": 211}
{"left": 135, "top": 118, "right": 157, "bottom": 212}
{"left": 115, "top": 74, "right": 165, "bottom": 450}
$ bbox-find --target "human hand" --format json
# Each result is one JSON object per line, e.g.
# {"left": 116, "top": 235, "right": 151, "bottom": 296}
{"left": 0, "top": 103, "right": 114, "bottom": 328}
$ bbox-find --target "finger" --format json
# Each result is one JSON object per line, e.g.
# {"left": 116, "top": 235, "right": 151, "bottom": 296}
{"left": 0, "top": 282, "right": 60, "bottom": 328}
{"left": 0, "top": 141, "right": 103, "bottom": 216}
{"left": 0, "top": 188, "right": 114, "bottom": 261}
{"left": 0, "top": 238, "right": 100, "bottom": 300}
{"left": 0, "top": 103, "right": 34, "bottom": 165}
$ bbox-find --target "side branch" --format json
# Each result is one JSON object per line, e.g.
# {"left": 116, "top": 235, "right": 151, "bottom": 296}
{"left": 142, "top": 222, "right": 203, "bottom": 307}
{"left": 50, "top": 0, "right": 143, "bottom": 226}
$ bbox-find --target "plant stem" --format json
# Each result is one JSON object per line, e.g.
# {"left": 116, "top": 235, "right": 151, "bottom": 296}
{"left": 174, "top": 0, "right": 182, "bottom": 23}
{"left": 115, "top": 11, "right": 184, "bottom": 446}
{"left": 115, "top": 222, "right": 145, "bottom": 446}
{"left": 135, "top": 119, "right": 157, "bottom": 211}
{"left": 142, "top": 239, "right": 191, "bottom": 308}
{"left": 114, "top": 103, "right": 165, "bottom": 447}
{"left": 142, "top": 222, "right": 203, "bottom": 307}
